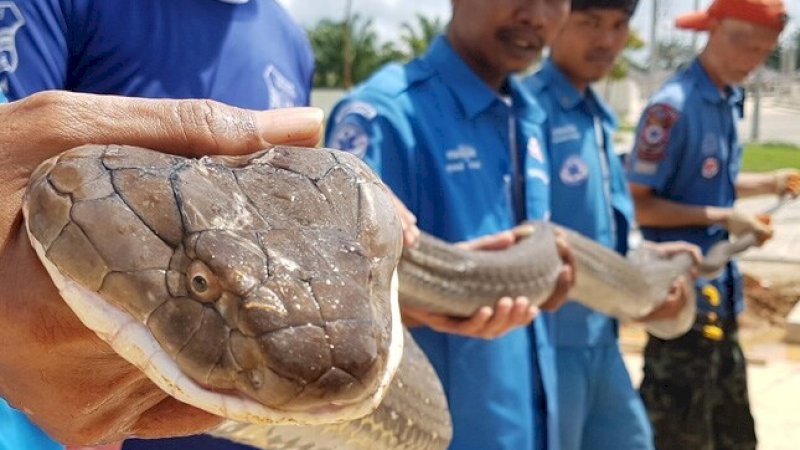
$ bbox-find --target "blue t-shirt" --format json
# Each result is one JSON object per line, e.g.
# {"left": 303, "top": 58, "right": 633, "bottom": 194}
{"left": 1, "top": 0, "right": 313, "bottom": 109}
{"left": 326, "top": 35, "right": 557, "bottom": 450}
{"left": 1, "top": 1, "right": 312, "bottom": 449}
{"left": 626, "top": 58, "right": 745, "bottom": 317}
{"left": 525, "top": 59, "right": 633, "bottom": 347}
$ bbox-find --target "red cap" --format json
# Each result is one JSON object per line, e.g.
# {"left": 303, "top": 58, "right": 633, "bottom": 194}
{"left": 675, "top": 0, "right": 788, "bottom": 32}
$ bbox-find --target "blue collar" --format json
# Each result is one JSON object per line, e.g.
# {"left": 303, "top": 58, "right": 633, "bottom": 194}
{"left": 689, "top": 58, "right": 746, "bottom": 117}
{"left": 537, "top": 58, "right": 616, "bottom": 126}
{"left": 423, "top": 35, "right": 544, "bottom": 122}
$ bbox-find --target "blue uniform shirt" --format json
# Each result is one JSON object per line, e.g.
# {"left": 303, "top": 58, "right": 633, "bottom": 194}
{"left": 525, "top": 59, "right": 633, "bottom": 347}
{"left": 626, "top": 58, "right": 745, "bottom": 317}
{"left": 1, "top": 0, "right": 313, "bottom": 109}
{"left": 326, "top": 35, "right": 557, "bottom": 450}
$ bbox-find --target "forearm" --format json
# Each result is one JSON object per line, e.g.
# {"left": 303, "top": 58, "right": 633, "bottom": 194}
{"left": 736, "top": 172, "right": 779, "bottom": 198}
{"left": 633, "top": 194, "right": 731, "bottom": 228}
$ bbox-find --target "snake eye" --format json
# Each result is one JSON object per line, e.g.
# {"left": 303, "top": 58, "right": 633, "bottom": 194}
{"left": 192, "top": 275, "right": 208, "bottom": 293}
{"left": 188, "top": 260, "right": 222, "bottom": 302}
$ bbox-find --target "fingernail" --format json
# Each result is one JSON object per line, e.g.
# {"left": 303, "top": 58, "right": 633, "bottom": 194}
{"left": 258, "top": 107, "right": 323, "bottom": 145}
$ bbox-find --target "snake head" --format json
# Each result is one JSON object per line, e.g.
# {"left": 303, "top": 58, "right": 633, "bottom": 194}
{"left": 24, "top": 145, "right": 405, "bottom": 424}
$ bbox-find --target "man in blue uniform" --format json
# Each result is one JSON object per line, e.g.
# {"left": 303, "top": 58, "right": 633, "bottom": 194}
{"left": 1, "top": 1, "right": 314, "bottom": 449}
{"left": 626, "top": 1, "right": 799, "bottom": 448}
{"left": 524, "top": 1, "right": 695, "bottom": 448}
{"left": 325, "top": 1, "right": 574, "bottom": 449}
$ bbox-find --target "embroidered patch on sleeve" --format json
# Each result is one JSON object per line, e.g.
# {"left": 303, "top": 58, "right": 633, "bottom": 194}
{"left": 635, "top": 104, "right": 679, "bottom": 162}
{"left": 329, "top": 121, "right": 370, "bottom": 159}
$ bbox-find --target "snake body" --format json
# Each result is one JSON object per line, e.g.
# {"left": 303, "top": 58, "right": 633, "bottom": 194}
{"left": 24, "top": 145, "right": 741, "bottom": 450}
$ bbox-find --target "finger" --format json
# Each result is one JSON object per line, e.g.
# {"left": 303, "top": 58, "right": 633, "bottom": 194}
{"left": 388, "top": 192, "right": 420, "bottom": 247}
{"left": 480, "top": 297, "right": 515, "bottom": 337}
{"left": 447, "top": 306, "right": 493, "bottom": 335}
{"left": 11, "top": 92, "right": 323, "bottom": 166}
{"left": 556, "top": 240, "right": 577, "bottom": 286}
{"left": 456, "top": 231, "right": 516, "bottom": 251}
{"left": 542, "top": 266, "right": 573, "bottom": 311}
{"left": 510, "top": 297, "right": 537, "bottom": 328}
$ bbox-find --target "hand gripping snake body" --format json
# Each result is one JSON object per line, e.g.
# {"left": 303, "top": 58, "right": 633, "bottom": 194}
{"left": 23, "top": 145, "right": 749, "bottom": 450}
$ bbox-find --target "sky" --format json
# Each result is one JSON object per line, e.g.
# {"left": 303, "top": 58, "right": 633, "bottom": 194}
{"left": 277, "top": 0, "right": 800, "bottom": 50}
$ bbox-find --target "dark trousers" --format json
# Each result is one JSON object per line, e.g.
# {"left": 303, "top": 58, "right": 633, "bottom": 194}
{"left": 639, "top": 320, "right": 756, "bottom": 450}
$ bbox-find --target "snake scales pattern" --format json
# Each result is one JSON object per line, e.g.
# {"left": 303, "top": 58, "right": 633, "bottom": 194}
{"left": 24, "top": 145, "right": 726, "bottom": 450}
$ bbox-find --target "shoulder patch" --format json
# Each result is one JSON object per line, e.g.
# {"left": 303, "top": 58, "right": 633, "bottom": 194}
{"left": 328, "top": 122, "right": 370, "bottom": 159}
{"left": 636, "top": 104, "right": 680, "bottom": 162}
{"left": 333, "top": 101, "right": 377, "bottom": 124}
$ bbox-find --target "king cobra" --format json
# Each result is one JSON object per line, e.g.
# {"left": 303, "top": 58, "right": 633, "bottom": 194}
{"left": 23, "top": 145, "right": 751, "bottom": 450}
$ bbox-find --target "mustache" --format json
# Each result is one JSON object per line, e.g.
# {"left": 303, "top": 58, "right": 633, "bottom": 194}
{"left": 497, "top": 27, "right": 546, "bottom": 48}
{"left": 585, "top": 48, "right": 617, "bottom": 63}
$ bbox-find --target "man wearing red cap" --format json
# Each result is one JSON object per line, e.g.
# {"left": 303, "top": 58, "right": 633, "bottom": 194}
{"left": 626, "top": 1, "right": 800, "bottom": 449}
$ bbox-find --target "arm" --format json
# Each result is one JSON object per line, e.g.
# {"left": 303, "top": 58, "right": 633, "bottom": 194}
{"left": 737, "top": 170, "right": 800, "bottom": 198}
{"left": 629, "top": 182, "right": 731, "bottom": 228}
{"left": 0, "top": 91, "right": 322, "bottom": 445}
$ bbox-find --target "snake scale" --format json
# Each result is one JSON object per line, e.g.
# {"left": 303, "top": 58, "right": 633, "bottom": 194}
{"left": 24, "top": 145, "right": 742, "bottom": 450}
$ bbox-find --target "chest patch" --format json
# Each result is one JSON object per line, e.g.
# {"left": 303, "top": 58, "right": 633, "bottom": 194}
{"left": 445, "top": 145, "right": 482, "bottom": 173}
{"left": 701, "top": 157, "right": 720, "bottom": 179}
{"left": 559, "top": 155, "right": 589, "bottom": 186}
{"left": 551, "top": 124, "right": 581, "bottom": 145}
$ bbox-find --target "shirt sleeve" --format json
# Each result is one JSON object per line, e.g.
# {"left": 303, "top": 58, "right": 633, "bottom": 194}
{"left": 625, "top": 102, "right": 685, "bottom": 193}
{"left": 1, "top": 0, "right": 71, "bottom": 99}
{"left": 325, "top": 97, "right": 416, "bottom": 209}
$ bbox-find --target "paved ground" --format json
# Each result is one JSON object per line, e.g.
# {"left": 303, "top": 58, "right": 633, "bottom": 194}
{"left": 622, "top": 194, "right": 800, "bottom": 450}
{"left": 738, "top": 97, "right": 800, "bottom": 147}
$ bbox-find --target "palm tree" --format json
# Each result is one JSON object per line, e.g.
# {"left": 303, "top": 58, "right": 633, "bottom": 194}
{"left": 400, "top": 14, "right": 445, "bottom": 58}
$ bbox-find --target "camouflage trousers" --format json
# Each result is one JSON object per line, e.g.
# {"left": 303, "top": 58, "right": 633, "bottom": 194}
{"left": 639, "top": 320, "right": 756, "bottom": 450}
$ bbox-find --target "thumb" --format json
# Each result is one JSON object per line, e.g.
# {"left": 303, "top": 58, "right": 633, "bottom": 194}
{"left": 10, "top": 91, "right": 323, "bottom": 169}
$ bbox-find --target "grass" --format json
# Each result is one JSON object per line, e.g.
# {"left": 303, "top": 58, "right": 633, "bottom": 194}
{"left": 742, "top": 142, "right": 800, "bottom": 172}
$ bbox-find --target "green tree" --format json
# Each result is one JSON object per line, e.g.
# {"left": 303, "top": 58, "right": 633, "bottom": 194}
{"left": 401, "top": 14, "right": 445, "bottom": 57}
{"left": 609, "top": 29, "right": 646, "bottom": 80}
{"left": 307, "top": 15, "right": 406, "bottom": 88}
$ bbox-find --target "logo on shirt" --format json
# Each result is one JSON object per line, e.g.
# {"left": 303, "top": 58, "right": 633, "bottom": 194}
{"left": 0, "top": 2, "right": 25, "bottom": 74}
{"left": 263, "top": 65, "right": 299, "bottom": 108}
{"left": 701, "top": 157, "right": 720, "bottom": 179}
{"left": 527, "top": 136, "right": 544, "bottom": 164}
{"left": 329, "top": 122, "right": 370, "bottom": 158}
{"left": 559, "top": 155, "right": 589, "bottom": 186}
{"left": 445, "top": 145, "right": 482, "bottom": 173}
{"left": 551, "top": 124, "right": 581, "bottom": 145}
{"left": 636, "top": 104, "right": 679, "bottom": 162}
